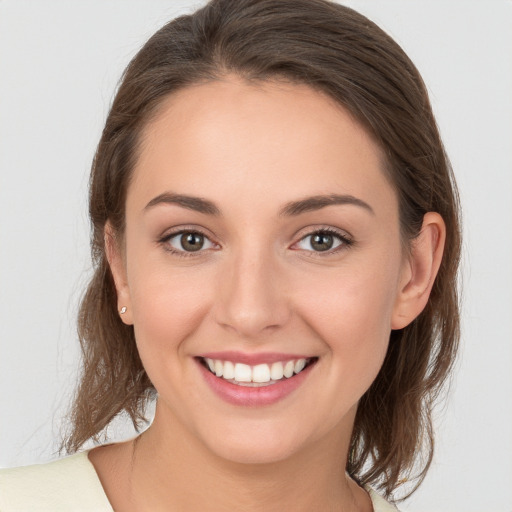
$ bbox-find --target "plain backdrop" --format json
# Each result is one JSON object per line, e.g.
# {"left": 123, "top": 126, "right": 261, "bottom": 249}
{"left": 1, "top": 1, "right": 511, "bottom": 511}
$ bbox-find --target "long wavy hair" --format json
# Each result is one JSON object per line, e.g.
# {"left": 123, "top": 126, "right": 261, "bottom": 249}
{"left": 60, "top": 0, "right": 461, "bottom": 499}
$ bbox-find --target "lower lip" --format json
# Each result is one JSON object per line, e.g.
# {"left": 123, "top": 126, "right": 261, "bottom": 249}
{"left": 196, "top": 359, "right": 316, "bottom": 407}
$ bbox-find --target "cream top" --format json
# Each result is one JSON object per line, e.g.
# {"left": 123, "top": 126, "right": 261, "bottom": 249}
{"left": 0, "top": 451, "right": 399, "bottom": 511}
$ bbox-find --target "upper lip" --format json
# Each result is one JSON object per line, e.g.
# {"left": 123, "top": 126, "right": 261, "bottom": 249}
{"left": 197, "top": 351, "right": 316, "bottom": 366}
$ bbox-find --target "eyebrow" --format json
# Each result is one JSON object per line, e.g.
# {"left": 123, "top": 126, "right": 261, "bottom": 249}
{"left": 278, "top": 194, "right": 375, "bottom": 216}
{"left": 144, "top": 192, "right": 374, "bottom": 216}
{"left": 144, "top": 193, "right": 221, "bottom": 215}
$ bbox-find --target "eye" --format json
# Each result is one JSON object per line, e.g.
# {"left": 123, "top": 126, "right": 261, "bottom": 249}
{"left": 165, "top": 231, "right": 216, "bottom": 253}
{"left": 294, "top": 229, "right": 352, "bottom": 253}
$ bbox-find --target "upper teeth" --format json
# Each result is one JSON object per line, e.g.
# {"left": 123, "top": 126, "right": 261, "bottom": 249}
{"left": 205, "top": 358, "right": 309, "bottom": 384}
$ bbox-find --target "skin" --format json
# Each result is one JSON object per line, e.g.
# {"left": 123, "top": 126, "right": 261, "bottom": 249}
{"left": 89, "top": 77, "right": 445, "bottom": 511}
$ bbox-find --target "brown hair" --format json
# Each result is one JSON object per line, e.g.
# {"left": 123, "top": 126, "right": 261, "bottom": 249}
{"left": 61, "top": 0, "right": 461, "bottom": 499}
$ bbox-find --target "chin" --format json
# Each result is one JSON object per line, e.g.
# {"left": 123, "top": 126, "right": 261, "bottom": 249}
{"left": 196, "top": 418, "right": 316, "bottom": 466}
{"left": 209, "top": 437, "right": 298, "bottom": 465}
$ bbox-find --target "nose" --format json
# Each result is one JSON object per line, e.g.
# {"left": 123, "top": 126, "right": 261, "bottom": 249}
{"left": 213, "top": 246, "right": 290, "bottom": 340}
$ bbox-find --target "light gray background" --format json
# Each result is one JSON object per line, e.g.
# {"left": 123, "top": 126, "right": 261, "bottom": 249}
{"left": 1, "top": 1, "right": 511, "bottom": 511}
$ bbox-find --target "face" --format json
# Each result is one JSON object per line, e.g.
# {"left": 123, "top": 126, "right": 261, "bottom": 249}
{"left": 111, "top": 77, "right": 410, "bottom": 465}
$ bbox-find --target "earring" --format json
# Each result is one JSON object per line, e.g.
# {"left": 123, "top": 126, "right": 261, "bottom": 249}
{"left": 119, "top": 306, "right": 127, "bottom": 315}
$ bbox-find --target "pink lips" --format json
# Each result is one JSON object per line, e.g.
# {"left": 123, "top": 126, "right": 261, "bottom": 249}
{"left": 195, "top": 352, "right": 317, "bottom": 407}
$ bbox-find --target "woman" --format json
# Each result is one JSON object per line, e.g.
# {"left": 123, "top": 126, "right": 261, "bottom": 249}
{"left": 0, "top": 0, "right": 460, "bottom": 510}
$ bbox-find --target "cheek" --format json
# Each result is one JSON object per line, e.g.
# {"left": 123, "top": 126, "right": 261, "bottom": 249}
{"left": 294, "top": 259, "right": 399, "bottom": 390}
{"left": 127, "top": 261, "right": 213, "bottom": 360}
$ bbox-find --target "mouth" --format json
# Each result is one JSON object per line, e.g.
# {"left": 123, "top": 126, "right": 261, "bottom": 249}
{"left": 197, "top": 356, "right": 319, "bottom": 388}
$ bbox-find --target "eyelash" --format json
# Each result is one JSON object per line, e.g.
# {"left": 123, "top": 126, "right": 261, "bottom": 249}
{"left": 158, "top": 229, "right": 216, "bottom": 259}
{"left": 294, "top": 227, "right": 354, "bottom": 256}
{"left": 158, "top": 227, "right": 354, "bottom": 258}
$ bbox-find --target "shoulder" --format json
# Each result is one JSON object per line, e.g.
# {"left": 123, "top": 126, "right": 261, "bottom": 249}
{"left": 366, "top": 486, "right": 401, "bottom": 512}
{"left": 0, "top": 451, "right": 113, "bottom": 511}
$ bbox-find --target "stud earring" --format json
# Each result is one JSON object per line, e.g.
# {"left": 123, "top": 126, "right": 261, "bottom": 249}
{"left": 119, "top": 306, "right": 127, "bottom": 315}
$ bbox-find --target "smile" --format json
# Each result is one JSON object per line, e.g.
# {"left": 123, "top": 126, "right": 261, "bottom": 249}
{"left": 201, "top": 357, "right": 316, "bottom": 387}
{"left": 196, "top": 354, "right": 318, "bottom": 406}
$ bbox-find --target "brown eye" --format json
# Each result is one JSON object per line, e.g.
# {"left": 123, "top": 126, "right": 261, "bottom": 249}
{"left": 295, "top": 230, "right": 350, "bottom": 253}
{"left": 180, "top": 232, "right": 204, "bottom": 251}
{"left": 310, "top": 233, "right": 334, "bottom": 251}
{"left": 166, "top": 231, "right": 215, "bottom": 253}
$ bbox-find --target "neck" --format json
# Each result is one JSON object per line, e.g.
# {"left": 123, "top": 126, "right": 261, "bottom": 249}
{"left": 121, "top": 401, "right": 369, "bottom": 512}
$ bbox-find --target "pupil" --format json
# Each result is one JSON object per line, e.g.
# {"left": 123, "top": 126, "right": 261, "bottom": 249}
{"left": 311, "top": 233, "right": 333, "bottom": 251}
{"left": 181, "top": 233, "right": 204, "bottom": 251}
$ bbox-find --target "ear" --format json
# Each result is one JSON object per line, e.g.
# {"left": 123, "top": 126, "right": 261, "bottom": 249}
{"left": 391, "top": 212, "right": 446, "bottom": 330}
{"left": 105, "top": 222, "right": 134, "bottom": 325}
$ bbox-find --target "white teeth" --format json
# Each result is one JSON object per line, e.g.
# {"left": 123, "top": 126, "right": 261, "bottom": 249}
{"left": 214, "top": 359, "right": 224, "bottom": 377}
{"left": 252, "top": 364, "right": 271, "bottom": 383}
{"left": 270, "top": 362, "right": 284, "bottom": 380}
{"left": 204, "top": 357, "right": 314, "bottom": 384}
{"left": 234, "top": 363, "right": 252, "bottom": 382}
{"left": 294, "top": 358, "right": 306, "bottom": 374}
{"left": 283, "top": 360, "right": 295, "bottom": 378}
{"left": 223, "top": 360, "right": 235, "bottom": 379}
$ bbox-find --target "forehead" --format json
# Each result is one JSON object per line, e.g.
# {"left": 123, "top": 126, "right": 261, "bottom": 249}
{"left": 129, "top": 77, "right": 396, "bottom": 219}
